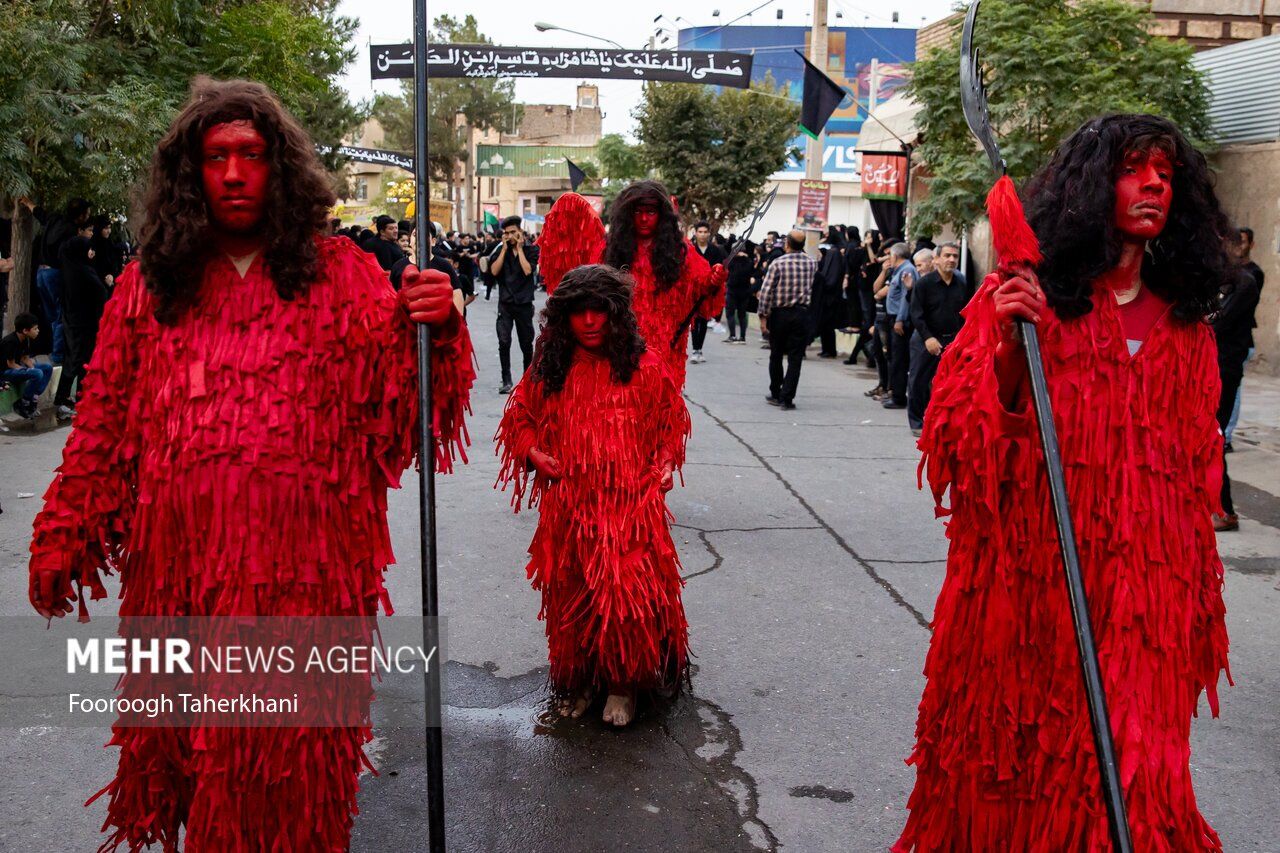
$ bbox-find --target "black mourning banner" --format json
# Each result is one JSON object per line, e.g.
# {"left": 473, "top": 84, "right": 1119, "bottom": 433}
{"left": 371, "top": 44, "right": 754, "bottom": 88}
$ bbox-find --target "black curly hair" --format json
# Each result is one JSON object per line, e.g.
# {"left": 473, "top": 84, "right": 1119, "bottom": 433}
{"left": 1022, "top": 113, "right": 1235, "bottom": 323}
{"left": 530, "top": 264, "right": 648, "bottom": 394}
{"left": 137, "top": 77, "right": 336, "bottom": 323}
{"left": 604, "top": 180, "right": 687, "bottom": 291}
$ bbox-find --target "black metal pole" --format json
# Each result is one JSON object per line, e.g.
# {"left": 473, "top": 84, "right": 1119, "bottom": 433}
{"left": 1018, "top": 319, "right": 1133, "bottom": 853}
{"left": 411, "top": 1, "right": 446, "bottom": 850}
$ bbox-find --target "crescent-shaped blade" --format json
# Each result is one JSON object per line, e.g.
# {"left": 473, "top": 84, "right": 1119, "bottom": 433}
{"left": 959, "top": 0, "right": 1006, "bottom": 176}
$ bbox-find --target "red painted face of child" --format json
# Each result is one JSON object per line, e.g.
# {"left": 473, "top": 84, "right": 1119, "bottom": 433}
{"left": 569, "top": 308, "right": 608, "bottom": 352}
{"left": 1113, "top": 148, "right": 1174, "bottom": 242}
{"left": 633, "top": 204, "right": 660, "bottom": 239}
{"left": 202, "top": 121, "right": 270, "bottom": 233}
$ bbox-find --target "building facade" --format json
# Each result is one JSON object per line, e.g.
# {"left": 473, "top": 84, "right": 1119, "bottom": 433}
{"left": 677, "top": 24, "right": 919, "bottom": 237}
{"left": 463, "top": 84, "right": 603, "bottom": 234}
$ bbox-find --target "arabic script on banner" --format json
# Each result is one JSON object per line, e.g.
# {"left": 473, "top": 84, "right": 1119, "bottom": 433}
{"left": 371, "top": 44, "right": 753, "bottom": 88}
{"left": 859, "top": 153, "right": 908, "bottom": 202}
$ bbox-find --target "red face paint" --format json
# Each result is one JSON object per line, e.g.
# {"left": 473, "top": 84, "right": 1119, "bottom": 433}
{"left": 202, "top": 121, "right": 270, "bottom": 233}
{"left": 633, "top": 205, "right": 659, "bottom": 238}
{"left": 569, "top": 308, "right": 609, "bottom": 351}
{"left": 1113, "top": 149, "right": 1173, "bottom": 242}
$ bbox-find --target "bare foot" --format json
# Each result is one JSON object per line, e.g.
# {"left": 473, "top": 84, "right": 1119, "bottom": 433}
{"left": 602, "top": 692, "right": 635, "bottom": 727}
{"left": 557, "top": 688, "right": 593, "bottom": 719}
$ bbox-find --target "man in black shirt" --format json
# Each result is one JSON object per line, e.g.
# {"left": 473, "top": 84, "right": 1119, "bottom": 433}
{"left": 1224, "top": 227, "right": 1266, "bottom": 453}
{"left": 361, "top": 215, "right": 406, "bottom": 272}
{"left": 35, "top": 198, "right": 92, "bottom": 364}
{"left": 489, "top": 215, "right": 540, "bottom": 393}
{"left": 2, "top": 313, "right": 53, "bottom": 419}
{"left": 1213, "top": 261, "right": 1262, "bottom": 531}
{"left": 907, "top": 241, "right": 968, "bottom": 435}
{"left": 689, "top": 221, "right": 725, "bottom": 363}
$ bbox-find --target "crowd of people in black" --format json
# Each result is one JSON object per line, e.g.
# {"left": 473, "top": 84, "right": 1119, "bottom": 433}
{"left": 701, "top": 223, "right": 970, "bottom": 433}
{"left": 1, "top": 198, "right": 129, "bottom": 421}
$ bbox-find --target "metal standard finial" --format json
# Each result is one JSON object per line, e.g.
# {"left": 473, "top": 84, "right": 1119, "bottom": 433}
{"left": 959, "top": 0, "right": 1006, "bottom": 176}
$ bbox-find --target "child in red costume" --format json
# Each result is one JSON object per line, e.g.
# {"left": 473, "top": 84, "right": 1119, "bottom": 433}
{"left": 495, "top": 264, "right": 691, "bottom": 727}
{"left": 895, "top": 114, "right": 1235, "bottom": 851}
{"left": 538, "top": 182, "right": 727, "bottom": 389}
{"left": 27, "top": 79, "right": 474, "bottom": 851}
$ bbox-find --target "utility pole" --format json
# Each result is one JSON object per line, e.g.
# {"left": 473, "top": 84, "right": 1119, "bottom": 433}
{"left": 804, "top": 0, "right": 829, "bottom": 257}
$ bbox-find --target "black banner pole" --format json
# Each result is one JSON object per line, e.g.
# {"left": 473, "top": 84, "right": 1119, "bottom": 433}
{"left": 411, "top": 0, "right": 446, "bottom": 850}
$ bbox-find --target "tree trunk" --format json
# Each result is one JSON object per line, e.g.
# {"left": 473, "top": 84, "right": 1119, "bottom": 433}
{"left": 6, "top": 200, "right": 34, "bottom": 334}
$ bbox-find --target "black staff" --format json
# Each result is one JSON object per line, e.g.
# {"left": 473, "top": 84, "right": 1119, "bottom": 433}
{"left": 411, "top": 0, "right": 447, "bottom": 850}
{"left": 958, "top": 2, "right": 1133, "bottom": 850}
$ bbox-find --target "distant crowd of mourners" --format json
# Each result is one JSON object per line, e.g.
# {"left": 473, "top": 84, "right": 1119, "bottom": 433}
{"left": 1, "top": 203, "right": 1266, "bottom": 518}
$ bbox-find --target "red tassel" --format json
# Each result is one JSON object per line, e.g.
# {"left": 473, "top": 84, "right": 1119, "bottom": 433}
{"left": 986, "top": 174, "right": 1042, "bottom": 269}
{"left": 536, "top": 192, "right": 605, "bottom": 294}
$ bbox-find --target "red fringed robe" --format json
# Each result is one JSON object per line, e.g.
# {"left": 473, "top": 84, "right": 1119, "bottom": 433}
{"left": 629, "top": 241, "right": 720, "bottom": 389}
{"left": 536, "top": 192, "right": 606, "bottom": 294}
{"left": 895, "top": 275, "right": 1229, "bottom": 852}
{"left": 29, "top": 237, "right": 474, "bottom": 852}
{"left": 494, "top": 350, "right": 691, "bottom": 693}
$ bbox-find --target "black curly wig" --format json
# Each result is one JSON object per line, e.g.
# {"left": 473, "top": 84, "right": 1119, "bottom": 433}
{"left": 138, "top": 77, "right": 336, "bottom": 323}
{"left": 530, "top": 264, "right": 648, "bottom": 395}
{"left": 1021, "top": 113, "right": 1235, "bottom": 323}
{"left": 604, "top": 180, "right": 687, "bottom": 291}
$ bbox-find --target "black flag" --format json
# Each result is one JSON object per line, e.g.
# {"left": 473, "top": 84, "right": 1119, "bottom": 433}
{"left": 796, "top": 50, "right": 847, "bottom": 140}
{"left": 566, "top": 158, "right": 587, "bottom": 191}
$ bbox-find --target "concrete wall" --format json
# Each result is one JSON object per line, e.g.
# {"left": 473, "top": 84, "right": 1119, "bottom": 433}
{"left": 1213, "top": 140, "right": 1280, "bottom": 375}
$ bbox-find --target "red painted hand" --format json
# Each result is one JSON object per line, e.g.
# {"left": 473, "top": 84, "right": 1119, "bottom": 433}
{"left": 400, "top": 267, "right": 457, "bottom": 328}
{"left": 658, "top": 463, "right": 674, "bottom": 493}
{"left": 992, "top": 266, "right": 1046, "bottom": 341}
{"left": 29, "top": 565, "right": 75, "bottom": 620}
{"left": 710, "top": 263, "right": 728, "bottom": 289}
{"left": 991, "top": 266, "right": 1043, "bottom": 410}
{"left": 528, "top": 448, "right": 563, "bottom": 480}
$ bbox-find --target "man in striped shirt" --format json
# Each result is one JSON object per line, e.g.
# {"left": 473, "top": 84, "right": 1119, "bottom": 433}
{"left": 757, "top": 230, "right": 818, "bottom": 410}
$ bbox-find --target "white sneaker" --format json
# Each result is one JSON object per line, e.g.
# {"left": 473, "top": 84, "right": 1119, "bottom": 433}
{"left": 56, "top": 404, "right": 75, "bottom": 420}
{"left": 690, "top": 351, "right": 705, "bottom": 364}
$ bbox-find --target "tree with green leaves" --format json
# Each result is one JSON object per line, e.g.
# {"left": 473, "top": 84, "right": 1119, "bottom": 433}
{"left": 368, "top": 14, "right": 517, "bottom": 219}
{"left": 635, "top": 77, "right": 799, "bottom": 230}
{"left": 907, "top": 0, "right": 1211, "bottom": 236}
{"left": 1, "top": 0, "right": 360, "bottom": 325}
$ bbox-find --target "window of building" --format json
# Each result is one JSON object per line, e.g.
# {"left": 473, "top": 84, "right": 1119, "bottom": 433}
{"left": 355, "top": 178, "right": 369, "bottom": 201}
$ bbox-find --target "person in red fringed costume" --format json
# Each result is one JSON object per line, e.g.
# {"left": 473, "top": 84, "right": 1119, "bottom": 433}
{"left": 27, "top": 78, "right": 474, "bottom": 851}
{"left": 537, "top": 181, "right": 726, "bottom": 389}
{"left": 495, "top": 264, "right": 690, "bottom": 728}
{"left": 894, "top": 114, "right": 1236, "bottom": 851}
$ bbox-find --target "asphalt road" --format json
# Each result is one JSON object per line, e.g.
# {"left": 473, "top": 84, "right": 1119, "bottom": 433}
{"left": 1, "top": 292, "right": 1277, "bottom": 852}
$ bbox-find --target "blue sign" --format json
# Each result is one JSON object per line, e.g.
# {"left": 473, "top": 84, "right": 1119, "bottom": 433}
{"left": 779, "top": 137, "right": 862, "bottom": 177}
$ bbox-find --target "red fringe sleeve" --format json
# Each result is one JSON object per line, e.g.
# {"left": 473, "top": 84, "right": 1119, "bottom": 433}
{"left": 536, "top": 192, "right": 606, "bottom": 294}
{"left": 343, "top": 241, "right": 474, "bottom": 481}
{"left": 493, "top": 375, "right": 544, "bottom": 511}
{"left": 683, "top": 241, "right": 723, "bottom": 318}
{"left": 29, "top": 265, "right": 147, "bottom": 621}
{"left": 650, "top": 355, "right": 690, "bottom": 476}
{"left": 1186, "top": 325, "right": 1231, "bottom": 714}
{"left": 917, "top": 273, "right": 1038, "bottom": 521}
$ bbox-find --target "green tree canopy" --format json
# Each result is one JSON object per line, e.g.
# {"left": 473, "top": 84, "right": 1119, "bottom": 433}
{"left": 635, "top": 77, "right": 799, "bottom": 230}
{"left": 908, "top": 0, "right": 1212, "bottom": 235}
{"left": 595, "top": 134, "right": 646, "bottom": 184}
{"left": 2, "top": 0, "right": 360, "bottom": 321}
{"left": 1, "top": 0, "right": 358, "bottom": 214}
{"left": 368, "top": 14, "right": 517, "bottom": 186}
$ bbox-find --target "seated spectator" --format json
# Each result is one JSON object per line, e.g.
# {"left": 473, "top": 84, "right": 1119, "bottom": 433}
{"left": 2, "top": 313, "right": 53, "bottom": 419}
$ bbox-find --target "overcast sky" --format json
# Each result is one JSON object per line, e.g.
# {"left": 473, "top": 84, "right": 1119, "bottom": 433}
{"left": 337, "top": 0, "right": 957, "bottom": 138}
